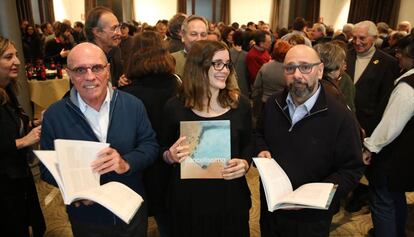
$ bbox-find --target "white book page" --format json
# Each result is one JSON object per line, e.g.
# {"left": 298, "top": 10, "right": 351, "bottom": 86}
{"left": 33, "top": 150, "right": 68, "bottom": 202}
{"left": 54, "top": 139, "right": 109, "bottom": 202}
{"left": 253, "top": 158, "right": 293, "bottom": 212}
{"left": 71, "top": 182, "right": 143, "bottom": 224}
{"left": 279, "top": 182, "right": 334, "bottom": 208}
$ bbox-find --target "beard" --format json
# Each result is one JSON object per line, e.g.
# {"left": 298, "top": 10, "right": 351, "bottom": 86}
{"left": 288, "top": 80, "right": 316, "bottom": 99}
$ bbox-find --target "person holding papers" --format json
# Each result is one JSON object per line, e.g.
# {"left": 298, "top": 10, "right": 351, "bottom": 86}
{"left": 255, "top": 44, "right": 365, "bottom": 237}
{"left": 40, "top": 42, "right": 158, "bottom": 237}
{"left": 160, "top": 40, "right": 253, "bottom": 237}
{"left": 0, "top": 35, "right": 45, "bottom": 237}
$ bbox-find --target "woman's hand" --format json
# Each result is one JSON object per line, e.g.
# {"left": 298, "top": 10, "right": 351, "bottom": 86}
{"left": 163, "top": 136, "right": 190, "bottom": 164}
{"left": 15, "top": 126, "right": 41, "bottom": 149}
{"left": 222, "top": 158, "right": 249, "bottom": 180}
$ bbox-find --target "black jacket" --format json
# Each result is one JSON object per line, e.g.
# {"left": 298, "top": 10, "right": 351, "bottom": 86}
{"left": 255, "top": 84, "right": 365, "bottom": 216}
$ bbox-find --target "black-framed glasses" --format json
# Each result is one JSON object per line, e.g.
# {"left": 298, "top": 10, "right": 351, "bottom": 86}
{"left": 211, "top": 61, "right": 233, "bottom": 71}
{"left": 67, "top": 64, "right": 108, "bottom": 76}
{"left": 283, "top": 62, "right": 321, "bottom": 75}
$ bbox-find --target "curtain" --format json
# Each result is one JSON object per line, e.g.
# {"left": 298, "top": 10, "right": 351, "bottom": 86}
{"left": 219, "top": 0, "right": 230, "bottom": 25}
{"left": 38, "top": 0, "right": 54, "bottom": 24}
{"left": 177, "top": 0, "right": 186, "bottom": 14}
{"left": 289, "top": 0, "right": 320, "bottom": 26}
{"left": 270, "top": 0, "right": 279, "bottom": 32}
{"left": 16, "top": 0, "right": 33, "bottom": 24}
{"left": 347, "top": 0, "right": 400, "bottom": 28}
{"left": 85, "top": 0, "right": 98, "bottom": 17}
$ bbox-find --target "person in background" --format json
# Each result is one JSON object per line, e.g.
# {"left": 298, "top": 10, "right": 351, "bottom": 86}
{"left": 207, "top": 29, "right": 221, "bottom": 41}
{"left": 397, "top": 21, "right": 412, "bottom": 34}
{"left": 22, "top": 24, "right": 43, "bottom": 63}
{"left": 314, "top": 42, "right": 356, "bottom": 112}
{"left": 229, "top": 30, "right": 250, "bottom": 97}
{"left": 246, "top": 30, "right": 272, "bottom": 85}
{"left": 281, "top": 17, "right": 312, "bottom": 46}
{"left": 252, "top": 40, "right": 291, "bottom": 119}
{"left": 167, "top": 13, "right": 186, "bottom": 53}
{"left": 121, "top": 30, "right": 179, "bottom": 237}
{"left": 40, "top": 42, "right": 158, "bottom": 237}
{"left": 44, "top": 22, "right": 72, "bottom": 65}
{"left": 363, "top": 39, "right": 414, "bottom": 237}
{"left": 72, "top": 21, "right": 86, "bottom": 44}
{"left": 222, "top": 26, "right": 235, "bottom": 48}
{"left": 155, "top": 20, "right": 169, "bottom": 41}
{"left": 344, "top": 20, "right": 400, "bottom": 215}
{"left": 84, "top": 6, "right": 124, "bottom": 87}
{"left": 171, "top": 15, "right": 208, "bottom": 77}
{"left": 255, "top": 45, "right": 364, "bottom": 237}
{"left": 119, "top": 22, "right": 133, "bottom": 71}
{"left": 0, "top": 35, "right": 46, "bottom": 237}
{"left": 161, "top": 40, "right": 253, "bottom": 237}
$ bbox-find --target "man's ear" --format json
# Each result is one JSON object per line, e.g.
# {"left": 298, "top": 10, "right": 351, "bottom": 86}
{"left": 317, "top": 62, "right": 324, "bottom": 80}
{"left": 92, "top": 27, "right": 101, "bottom": 38}
{"left": 180, "top": 30, "right": 185, "bottom": 43}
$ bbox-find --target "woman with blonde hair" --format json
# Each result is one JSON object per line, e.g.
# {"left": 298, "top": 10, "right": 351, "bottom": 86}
{"left": 160, "top": 40, "right": 253, "bottom": 237}
{"left": 0, "top": 35, "right": 45, "bottom": 236}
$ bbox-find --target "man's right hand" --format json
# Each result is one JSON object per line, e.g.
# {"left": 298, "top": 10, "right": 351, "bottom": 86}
{"left": 257, "top": 150, "right": 272, "bottom": 158}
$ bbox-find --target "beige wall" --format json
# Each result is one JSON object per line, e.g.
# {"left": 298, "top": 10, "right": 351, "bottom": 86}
{"left": 53, "top": 0, "right": 85, "bottom": 22}
{"left": 320, "top": 0, "right": 350, "bottom": 31}
{"left": 230, "top": 0, "right": 272, "bottom": 26}
{"left": 398, "top": 0, "right": 414, "bottom": 29}
{"left": 134, "top": 0, "right": 176, "bottom": 25}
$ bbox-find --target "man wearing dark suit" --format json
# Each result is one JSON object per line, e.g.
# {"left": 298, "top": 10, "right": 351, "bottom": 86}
{"left": 345, "top": 20, "right": 400, "bottom": 235}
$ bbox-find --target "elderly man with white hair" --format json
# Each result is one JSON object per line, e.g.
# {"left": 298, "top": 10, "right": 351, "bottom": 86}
{"left": 344, "top": 20, "right": 401, "bottom": 235}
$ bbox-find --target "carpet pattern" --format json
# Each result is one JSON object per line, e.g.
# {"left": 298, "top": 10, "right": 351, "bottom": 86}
{"left": 33, "top": 166, "right": 414, "bottom": 237}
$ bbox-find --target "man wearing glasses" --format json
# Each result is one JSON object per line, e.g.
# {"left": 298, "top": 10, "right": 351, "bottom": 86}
{"left": 40, "top": 42, "right": 158, "bottom": 237}
{"left": 84, "top": 6, "right": 124, "bottom": 87}
{"left": 255, "top": 45, "right": 364, "bottom": 237}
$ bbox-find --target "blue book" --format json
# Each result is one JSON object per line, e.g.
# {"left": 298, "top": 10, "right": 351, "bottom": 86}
{"left": 180, "top": 120, "right": 230, "bottom": 179}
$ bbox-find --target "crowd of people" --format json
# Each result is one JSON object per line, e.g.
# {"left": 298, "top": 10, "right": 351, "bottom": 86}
{"left": 2, "top": 6, "right": 414, "bottom": 237}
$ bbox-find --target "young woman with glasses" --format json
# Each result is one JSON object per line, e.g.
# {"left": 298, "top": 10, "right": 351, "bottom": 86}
{"left": 160, "top": 40, "right": 253, "bottom": 237}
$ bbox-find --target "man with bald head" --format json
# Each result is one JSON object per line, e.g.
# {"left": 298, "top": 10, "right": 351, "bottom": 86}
{"left": 40, "top": 42, "right": 158, "bottom": 237}
{"left": 255, "top": 45, "right": 364, "bottom": 237}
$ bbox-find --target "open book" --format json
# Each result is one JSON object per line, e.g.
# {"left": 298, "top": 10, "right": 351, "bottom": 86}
{"left": 253, "top": 157, "right": 337, "bottom": 212}
{"left": 180, "top": 120, "right": 230, "bottom": 179}
{"left": 34, "top": 139, "right": 143, "bottom": 224}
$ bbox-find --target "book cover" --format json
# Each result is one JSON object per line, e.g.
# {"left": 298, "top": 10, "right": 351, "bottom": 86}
{"left": 180, "top": 120, "right": 230, "bottom": 179}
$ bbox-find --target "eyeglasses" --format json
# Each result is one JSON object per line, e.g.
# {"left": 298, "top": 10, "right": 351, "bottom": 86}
{"left": 211, "top": 61, "right": 233, "bottom": 71}
{"left": 67, "top": 64, "right": 108, "bottom": 76}
{"left": 283, "top": 62, "right": 321, "bottom": 75}
{"left": 107, "top": 23, "right": 122, "bottom": 33}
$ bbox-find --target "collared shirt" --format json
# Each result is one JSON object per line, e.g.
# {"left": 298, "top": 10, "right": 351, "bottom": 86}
{"left": 286, "top": 84, "right": 321, "bottom": 129}
{"left": 364, "top": 68, "right": 414, "bottom": 153}
{"left": 77, "top": 88, "right": 111, "bottom": 142}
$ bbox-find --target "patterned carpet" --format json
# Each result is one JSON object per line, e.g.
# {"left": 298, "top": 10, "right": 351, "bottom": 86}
{"left": 33, "top": 166, "right": 414, "bottom": 237}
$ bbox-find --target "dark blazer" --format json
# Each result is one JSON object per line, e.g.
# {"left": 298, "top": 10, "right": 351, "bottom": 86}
{"left": 346, "top": 48, "right": 400, "bottom": 136}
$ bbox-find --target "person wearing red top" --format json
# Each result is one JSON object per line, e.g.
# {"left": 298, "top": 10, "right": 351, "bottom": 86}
{"left": 246, "top": 30, "right": 271, "bottom": 85}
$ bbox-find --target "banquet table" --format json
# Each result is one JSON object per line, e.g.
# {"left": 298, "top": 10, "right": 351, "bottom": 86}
{"left": 28, "top": 76, "right": 70, "bottom": 118}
